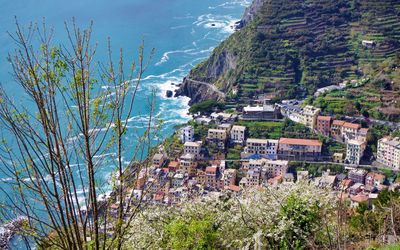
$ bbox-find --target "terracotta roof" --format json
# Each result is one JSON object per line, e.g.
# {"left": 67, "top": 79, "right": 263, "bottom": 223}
{"left": 268, "top": 175, "right": 283, "bottom": 184}
{"left": 205, "top": 166, "right": 217, "bottom": 173}
{"left": 343, "top": 122, "right": 361, "bottom": 129}
{"left": 359, "top": 128, "right": 369, "bottom": 135}
{"left": 367, "top": 172, "right": 386, "bottom": 182}
{"left": 168, "top": 161, "right": 179, "bottom": 168}
{"left": 350, "top": 194, "right": 369, "bottom": 203}
{"left": 332, "top": 120, "right": 346, "bottom": 126}
{"left": 228, "top": 185, "right": 241, "bottom": 192}
{"left": 279, "top": 138, "right": 322, "bottom": 147}
{"left": 341, "top": 179, "right": 353, "bottom": 188}
{"left": 318, "top": 116, "right": 332, "bottom": 121}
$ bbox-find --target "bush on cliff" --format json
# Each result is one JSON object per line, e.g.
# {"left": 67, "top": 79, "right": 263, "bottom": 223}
{"left": 189, "top": 100, "right": 225, "bottom": 114}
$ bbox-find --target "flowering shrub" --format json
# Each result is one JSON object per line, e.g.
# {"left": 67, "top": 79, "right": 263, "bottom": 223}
{"left": 125, "top": 182, "right": 337, "bottom": 249}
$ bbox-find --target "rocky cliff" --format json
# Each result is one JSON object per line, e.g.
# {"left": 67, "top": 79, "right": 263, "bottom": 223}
{"left": 175, "top": 77, "right": 225, "bottom": 105}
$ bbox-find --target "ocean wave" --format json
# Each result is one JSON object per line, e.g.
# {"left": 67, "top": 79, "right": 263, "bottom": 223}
{"left": 209, "top": 0, "right": 252, "bottom": 10}
{"left": 193, "top": 13, "right": 237, "bottom": 34}
{"left": 155, "top": 48, "right": 197, "bottom": 66}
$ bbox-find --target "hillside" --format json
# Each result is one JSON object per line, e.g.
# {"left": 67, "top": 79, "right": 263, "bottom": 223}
{"left": 176, "top": 0, "right": 400, "bottom": 111}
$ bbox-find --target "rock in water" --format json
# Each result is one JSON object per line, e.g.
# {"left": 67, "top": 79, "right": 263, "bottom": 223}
{"left": 166, "top": 90, "right": 173, "bottom": 98}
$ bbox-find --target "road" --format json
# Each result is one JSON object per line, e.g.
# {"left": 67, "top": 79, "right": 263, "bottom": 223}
{"left": 186, "top": 78, "right": 226, "bottom": 98}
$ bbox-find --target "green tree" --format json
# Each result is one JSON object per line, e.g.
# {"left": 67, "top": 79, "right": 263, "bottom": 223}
{"left": 163, "top": 216, "right": 219, "bottom": 250}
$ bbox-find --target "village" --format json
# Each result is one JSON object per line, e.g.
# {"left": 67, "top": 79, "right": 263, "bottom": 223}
{"left": 109, "top": 96, "right": 400, "bottom": 214}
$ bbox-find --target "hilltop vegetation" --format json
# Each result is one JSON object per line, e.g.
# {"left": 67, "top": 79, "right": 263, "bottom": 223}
{"left": 184, "top": 0, "right": 400, "bottom": 115}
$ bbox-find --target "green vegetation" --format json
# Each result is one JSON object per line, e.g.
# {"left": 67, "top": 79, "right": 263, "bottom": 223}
{"left": 235, "top": 119, "right": 318, "bottom": 139}
{"left": 189, "top": 100, "right": 225, "bottom": 114}
{"left": 235, "top": 120, "right": 283, "bottom": 139}
{"left": 188, "top": 0, "right": 400, "bottom": 121}
{"left": 128, "top": 182, "right": 400, "bottom": 249}
{"left": 162, "top": 215, "right": 219, "bottom": 250}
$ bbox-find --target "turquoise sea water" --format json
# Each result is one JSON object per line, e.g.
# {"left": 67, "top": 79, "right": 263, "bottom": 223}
{"left": 0, "top": 0, "right": 249, "bottom": 247}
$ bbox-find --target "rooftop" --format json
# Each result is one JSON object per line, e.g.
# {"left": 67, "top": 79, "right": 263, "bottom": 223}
{"left": 153, "top": 153, "right": 164, "bottom": 161}
{"left": 247, "top": 138, "right": 278, "bottom": 144}
{"left": 279, "top": 138, "right": 322, "bottom": 147}
{"left": 343, "top": 122, "right": 361, "bottom": 129}
{"left": 332, "top": 120, "right": 346, "bottom": 126}
{"left": 227, "top": 185, "right": 241, "bottom": 192}
{"left": 184, "top": 141, "right": 201, "bottom": 147}
{"left": 205, "top": 166, "right": 217, "bottom": 173}
{"left": 318, "top": 116, "right": 332, "bottom": 121}
{"left": 347, "top": 139, "right": 365, "bottom": 146}
{"left": 232, "top": 125, "right": 246, "bottom": 131}
{"left": 350, "top": 194, "right": 369, "bottom": 203}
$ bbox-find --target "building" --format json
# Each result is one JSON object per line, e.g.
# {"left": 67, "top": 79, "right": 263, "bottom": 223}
{"left": 243, "top": 158, "right": 288, "bottom": 183}
{"left": 218, "top": 123, "right": 232, "bottom": 133}
{"left": 179, "top": 125, "right": 194, "bottom": 143}
{"left": 365, "top": 172, "right": 386, "bottom": 188}
{"left": 179, "top": 153, "right": 197, "bottom": 177}
{"left": 279, "top": 103, "right": 320, "bottom": 130}
{"left": 357, "top": 128, "right": 369, "bottom": 142}
{"left": 346, "top": 140, "right": 366, "bottom": 165}
{"left": 210, "top": 112, "right": 238, "bottom": 124}
{"left": 221, "top": 169, "right": 237, "bottom": 187}
{"left": 301, "top": 106, "right": 321, "bottom": 130}
{"left": 348, "top": 169, "right": 367, "bottom": 184}
{"left": 278, "top": 138, "right": 322, "bottom": 161}
{"left": 152, "top": 153, "right": 166, "bottom": 168}
{"left": 263, "top": 159, "right": 288, "bottom": 179}
{"left": 316, "top": 116, "right": 332, "bottom": 136}
{"left": 205, "top": 166, "right": 220, "bottom": 190}
{"left": 183, "top": 141, "right": 202, "bottom": 159}
{"left": 362, "top": 40, "right": 376, "bottom": 48}
{"left": 377, "top": 137, "right": 400, "bottom": 170}
{"left": 333, "top": 153, "right": 345, "bottom": 163}
{"left": 242, "top": 104, "right": 279, "bottom": 121}
{"left": 207, "top": 129, "right": 228, "bottom": 150}
{"left": 168, "top": 161, "right": 179, "bottom": 172}
{"left": 230, "top": 125, "right": 246, "bottom": 144}
{"left": 331, "top": 120, "right": 346, "bottom": 138}
{"left": 243, "top": 138, "right": 279, "bottom": 159}
{"left": 342, "top": 122, "right": 361, "bottom": 141}
{"left": 330, "top": 120, "right": 366, "bottom": 142}
{"left": 245, "top": 169, "right": 261, "bottom": 187}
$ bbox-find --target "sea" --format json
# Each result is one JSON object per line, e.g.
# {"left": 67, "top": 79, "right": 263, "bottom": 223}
{"left": 0, "top": 0, "right": 250, "bottom": 248}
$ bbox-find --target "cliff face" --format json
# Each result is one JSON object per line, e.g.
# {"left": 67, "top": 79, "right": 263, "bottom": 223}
{"left": 241, "top": 0, "right": 264, "bottom": 26}
{"left": 175, "top": 78, "right": 225, "bottom": 105}
{"left": 177, "top": 0, "right": 400, "bottom": 105}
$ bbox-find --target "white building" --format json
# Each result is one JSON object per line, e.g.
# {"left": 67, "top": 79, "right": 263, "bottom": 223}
{"left": 179, "top": 125, "right": 194, "bottom": 143}
{"left": 346, "top": 140, "right": 366, "bottom": 165}
{"left": 377, "top": 137, "right": 400, "bottom": 170}
{"left": 230, "top": 125, "right": 246, "bottom": 144}
{"left": 243, "top": 138, "right": 279, "bottom": 158}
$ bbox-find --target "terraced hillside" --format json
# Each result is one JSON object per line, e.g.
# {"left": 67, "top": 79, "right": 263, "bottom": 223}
{"left": 179, "top": 0, "right": 400, "bottom": 105}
